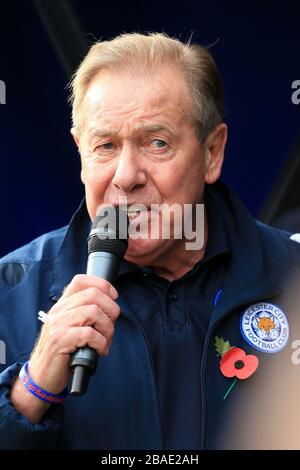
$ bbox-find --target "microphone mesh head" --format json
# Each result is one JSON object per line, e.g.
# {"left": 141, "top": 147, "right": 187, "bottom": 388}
{"left": 88, "top": 206, "right": 129, "bottom": 258}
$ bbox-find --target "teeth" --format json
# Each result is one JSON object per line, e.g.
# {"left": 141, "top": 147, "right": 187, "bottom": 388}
{"left": 127, "top": 204, "right": 146, "bottom": 212}
{"left": 126, "top": 204, "right": 147, "bottom": 221}
{"left": 128, "top": 211, "right": 140, "bottom": 220}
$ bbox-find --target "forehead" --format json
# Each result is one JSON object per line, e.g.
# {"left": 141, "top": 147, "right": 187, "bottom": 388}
{"left": 81, "top": 66, "right": 193, "bottom": 133}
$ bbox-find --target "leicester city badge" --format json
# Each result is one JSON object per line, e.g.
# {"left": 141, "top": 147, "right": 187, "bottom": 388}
{"left": 240, "top": 303, "right": 289, "bottom": 353}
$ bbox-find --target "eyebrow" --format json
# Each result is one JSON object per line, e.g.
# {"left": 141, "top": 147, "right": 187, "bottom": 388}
{"left": 89, "top": 129, "right": 119, "bottom": 139}
{"left": 139, "top": 124, "right": 174, "bottom": 134}
{"left": 89, "top": 124, "right": 175, "bottom": 140}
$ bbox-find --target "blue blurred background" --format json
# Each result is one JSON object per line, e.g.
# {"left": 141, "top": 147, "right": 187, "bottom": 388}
{"left": 0, "top": 0, "right": 299, "bottom": 256}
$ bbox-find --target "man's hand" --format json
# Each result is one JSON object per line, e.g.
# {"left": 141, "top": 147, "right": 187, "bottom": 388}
{"left": 10, "top": 274, "right": 120, "bottom": 423}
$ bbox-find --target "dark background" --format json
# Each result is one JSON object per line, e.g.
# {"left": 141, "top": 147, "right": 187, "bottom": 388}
{"left": 0, "top": 0, "right": 299, "bottom": 257}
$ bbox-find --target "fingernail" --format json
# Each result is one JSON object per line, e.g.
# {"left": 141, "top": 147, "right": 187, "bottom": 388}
{"left": 110, "top": 286, "right": 118, "bottom": 299}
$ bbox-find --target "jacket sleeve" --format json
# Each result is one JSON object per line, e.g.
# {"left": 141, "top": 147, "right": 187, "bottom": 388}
{"left": 0, "top": 362, "right": 64, "bottom": 449}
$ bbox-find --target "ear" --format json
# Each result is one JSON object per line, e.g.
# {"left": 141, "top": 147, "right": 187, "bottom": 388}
{"left": 204, "top": 123, "right": 228, "bottom": 184}
{"left": 71, "top": 127, "right": 80, "bottom": 148}
{"left": 70, "top": 127, "right": 85, "bottom": 185}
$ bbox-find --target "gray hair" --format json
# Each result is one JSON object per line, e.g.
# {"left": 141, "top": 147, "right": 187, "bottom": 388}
{"left": 69, "top": 32, "right": 225, "bottom": 141}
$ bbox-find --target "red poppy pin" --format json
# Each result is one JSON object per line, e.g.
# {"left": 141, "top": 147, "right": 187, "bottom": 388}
{"left": 214, "top": 336, "right": 259, "bottom": 400}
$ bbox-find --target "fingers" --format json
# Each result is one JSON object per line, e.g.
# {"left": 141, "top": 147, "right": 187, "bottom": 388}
{"left": 62, "top": 304, "right": 116, "bottom": 341}
{"left": 56, "top": 286, "right": 120, "bottom": 322}
{"left": 62, "top": 274, "right": 118, "bottom": 300}
{"left": 56, "top": 326, "right": 112, "bottom": 356}
{"left": 44, "top": 274, "right": 121, "bottom": 357}
{"left": 30, "top": 273, "right": 121, "bottom": 387}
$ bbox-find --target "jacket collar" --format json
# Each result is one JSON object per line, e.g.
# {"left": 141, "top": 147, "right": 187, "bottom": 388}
{"left": 205, "top": 181, "right": 281, "bottom": 328}
{"left": 49, "top": 199, "right": 91, "bottom": 301}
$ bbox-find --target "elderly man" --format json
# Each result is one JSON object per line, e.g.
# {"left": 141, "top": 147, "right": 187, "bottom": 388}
{"left": 0, "top": 32, "right": 300, "bottom": 450}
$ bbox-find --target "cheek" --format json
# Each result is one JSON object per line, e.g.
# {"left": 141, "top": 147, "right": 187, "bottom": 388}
{"left": 156, "top": 159, "right": 204, "bottom": 202}
{"left": 82, "top": 160, "right": 114, "bottom": 189}
{"left": 81, "top": 163, "right": 115, "bottom": 216}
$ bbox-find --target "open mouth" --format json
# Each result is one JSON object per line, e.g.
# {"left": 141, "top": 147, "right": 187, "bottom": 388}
{"left": 126, "top": 204, "right": 148, "bottom": 222}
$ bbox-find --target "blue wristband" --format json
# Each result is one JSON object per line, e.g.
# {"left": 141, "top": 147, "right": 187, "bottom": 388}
{"left": 19, "top": 361, "right": 68, "bottom": 404}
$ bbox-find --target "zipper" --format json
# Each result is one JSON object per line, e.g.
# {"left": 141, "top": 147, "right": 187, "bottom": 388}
{"left": 200, "top": 289, "right": 281, "bottom": 449}
{"left": 120, "top": 310, "right": 163, "bottom": 449}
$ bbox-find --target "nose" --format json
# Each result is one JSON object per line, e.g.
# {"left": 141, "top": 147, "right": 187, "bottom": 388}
{"left": 112, "top": 144, "right": 147, "bottom": 193}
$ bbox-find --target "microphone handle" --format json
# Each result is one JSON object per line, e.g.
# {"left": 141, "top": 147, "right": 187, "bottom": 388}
{"left": 70, "top": 252, "right": 120, "bottom": 396}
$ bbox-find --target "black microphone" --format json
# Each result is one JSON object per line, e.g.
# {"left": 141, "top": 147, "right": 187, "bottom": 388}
{"left": 70, "top": 206, "right": 129, "bottom": 396}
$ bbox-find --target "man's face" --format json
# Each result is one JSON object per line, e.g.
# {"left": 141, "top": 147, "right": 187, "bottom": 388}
{"left": 72, "top": 65, "right": 226, "bottom": 265}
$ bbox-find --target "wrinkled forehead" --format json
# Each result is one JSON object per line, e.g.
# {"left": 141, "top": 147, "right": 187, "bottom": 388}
{"left": 80, "top": 66, "right": 195, "bottom": 131}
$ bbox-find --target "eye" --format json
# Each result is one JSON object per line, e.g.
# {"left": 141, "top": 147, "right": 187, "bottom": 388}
{"left": 101, "top": 142, "right": 114, "bottom": 150}
{"left": 144, "top": 138, "right": 170, "bottom": 157}
{"left": 93, "top": 141, "right": 115, "bottom": 154}
{"left": 151, "top": 139, "right": 167, "bottom": 148}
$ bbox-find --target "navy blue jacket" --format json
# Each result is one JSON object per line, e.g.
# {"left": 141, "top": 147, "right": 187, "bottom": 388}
{"left": 1, "top": 181, "right": 300, "bottom": 450}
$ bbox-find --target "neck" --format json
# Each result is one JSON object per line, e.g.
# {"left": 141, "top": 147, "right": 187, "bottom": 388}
{"left": 126, "top": 212, "right": 208, "bottom": 281}
{"left": 152, "top": 223, "right": 208, "bottom": 281}
{"left": 152, "top": 247, "right": 207, "bottom": 281}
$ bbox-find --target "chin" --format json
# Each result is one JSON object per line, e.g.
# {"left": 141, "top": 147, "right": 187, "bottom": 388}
{"left": 125, "top": 238, "right": 166, "bottom": 263}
